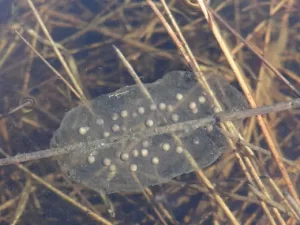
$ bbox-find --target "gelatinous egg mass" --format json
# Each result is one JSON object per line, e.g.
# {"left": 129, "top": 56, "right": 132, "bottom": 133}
{"left": 50, "top": 71, "right": 248, "bottom": 194}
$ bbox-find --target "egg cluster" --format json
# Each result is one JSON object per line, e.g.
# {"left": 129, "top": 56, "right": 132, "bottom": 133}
{"left": 50, "top": 71, "right": 248, "bottom": 194}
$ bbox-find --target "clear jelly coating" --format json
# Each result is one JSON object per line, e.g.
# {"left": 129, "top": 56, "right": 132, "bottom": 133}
{"left": 50, "top": 71, "right": 248, "bottom": 194}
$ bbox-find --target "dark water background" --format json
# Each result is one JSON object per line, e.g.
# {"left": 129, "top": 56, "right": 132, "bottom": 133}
{"left": 0, "top": 0, "right": 299, "bottom": 224}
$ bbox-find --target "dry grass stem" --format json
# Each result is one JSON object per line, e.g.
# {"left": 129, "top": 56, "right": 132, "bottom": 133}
{"left": 0, "top": 0, "right": 298, "bottom": 224}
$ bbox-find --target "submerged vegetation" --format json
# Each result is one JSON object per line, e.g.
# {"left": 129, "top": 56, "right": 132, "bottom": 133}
{"left": 0, "top": 0, "right": 299, "bottom": 224}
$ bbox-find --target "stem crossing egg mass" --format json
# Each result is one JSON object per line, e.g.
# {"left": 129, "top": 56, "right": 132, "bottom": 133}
{"left": 50, "top": 71, "right": 248, "bottom": 194}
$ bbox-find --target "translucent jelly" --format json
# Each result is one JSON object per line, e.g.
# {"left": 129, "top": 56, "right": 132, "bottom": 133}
{"left": 50, "top": 71, "right": 248, "bottom": 194}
